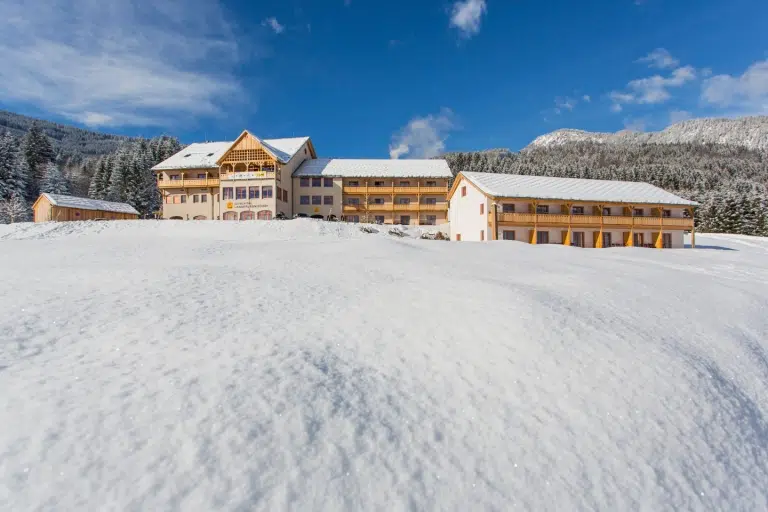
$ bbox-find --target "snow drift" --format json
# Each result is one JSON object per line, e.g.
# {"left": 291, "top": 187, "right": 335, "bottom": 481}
{"left": 1, "top": 220, "right": 767, "bottom": 511}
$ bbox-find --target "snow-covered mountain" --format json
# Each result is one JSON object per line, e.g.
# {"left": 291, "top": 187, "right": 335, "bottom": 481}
{"left": 527, "top": 116, "right": 768, "bottom": 151}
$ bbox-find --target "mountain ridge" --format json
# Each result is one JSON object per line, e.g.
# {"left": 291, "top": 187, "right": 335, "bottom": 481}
{"left": 526, "top": 116, "right": 768, "bottom": 152}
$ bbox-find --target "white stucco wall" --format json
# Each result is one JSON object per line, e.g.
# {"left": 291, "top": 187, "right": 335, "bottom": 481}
{"left": 293, "top": 177, "right": 343, "bottom": 218}
{"left": 449, "top": 178, "right": 491, "bottom": 241}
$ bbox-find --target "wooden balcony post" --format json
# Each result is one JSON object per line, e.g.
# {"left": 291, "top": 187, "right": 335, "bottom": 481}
{"left": 689, "top": 207, "right": 696, "bottom": 248}
{"left": 491, "top": 202, "right": 498, "bottom": 240}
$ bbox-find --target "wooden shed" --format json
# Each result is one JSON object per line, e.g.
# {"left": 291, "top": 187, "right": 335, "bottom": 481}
{"left": 33, "top": 193, "right": 140, "bottom": 222}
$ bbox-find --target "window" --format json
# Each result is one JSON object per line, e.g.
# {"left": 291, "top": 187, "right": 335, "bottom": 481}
{"left": 300, "top": 195, "right": 310, "bottom": 205}
{"left": 170, "top": 175, "right": 180, "bottom": 181}
{"left": 223, "top": 187, "right": 233, "bottom": 200}
{"left": 536, "top": 205, "right": 549, "bottom": 214}
{"left": 201, "top": 194, "right": 207, "bottom": 203}
{"left": 374, "top": 215, "right": 385, "bottom": 224}
{"left": 663, "top": 209, "right": 672, "bottom": 218}
{"left": 372, "top": 198, "right": 385, "bottom": 205}
{"left": 262, "top": 186, "right": 273, "bottom": 198}
{"left": 304, "top": 148, "right": 307, "bottom": 155}
{"left": 283, "top": 190, "right": 288, "bottom": 202}
{"left": 426, "top": 181, "right": 437, "bottom": 187}
{"left": 75, "top": 212, "right": 80, "bottom": 217}
{"left": 249, "top": 187, "right": 259, "bottom": 199}
{"left": 348, "top": 197, "right": 360, "bottom": 206}
{"left": 572, "top": 206, "right": 584, "bottom": 215}
{"left": 425, "top": 215, "right": 437, "bottom": 225}
{"left": 180, "top": 195, "right": 186, "bottom": 204}
{"left": 193, "top": 195, "right": 199, "bottom": 203}
{"left": 158, "top": 174, "right": 164, "bottom": 181}
{"left": 311, "top": 177, "right": 322, "bottom": 187}
{"left": 312, "top": 195, "right": 321, "bottom": 205}
{"left": 374, "top": 181, "right": 385, "bottom": 187}
{"left": 324, "top": 178, "right": 333, "bottom": 188}
{"left": 572, "top": 232, "right": 585, "bottom": 248}
{"left": 197, "top": 173, "right": 206, "bottom": 179}
{"left": 276, "top": 187, "right": 282, "bottom": 201}
{"left": 480, "top": 230, "right": 485, "bottom": 241}
{"left": 347, "top": 215, "right": 360, "bottom": 223}
{"left": 603, "top": 233, "right": 613, "bottom": 247}
{"left": 323, "top": 196, "right": 333, "bottom": 205}
{"left": 348, "top": 180, "right": 359, "bottom": 187}
{"left": 683, "top": 210, "right": 691, "bottom": 218}
{"left": 537, "top": 231, "right": 549, "bottom": 244}
{"left": 398, "top": 198, "right": 410, "bottom": 205}
{"left": 399, "top": 181, "right": 410, "bottom": 187}
{"left": 633, "top": 208, "right": 644, "bottom": 217}
{"left": 223, "top": 211, "right": 237, "bottom": 221}
{"left": 480, "top": 204, "right": 484, "bottom": 215}
{"left": 236, "top": 187, "right": 246, "bottom": 200}
{"left": 503, "top": 230, "right": 515, "bottom": 240}
{"left": 602, "top": 207, "right": 611, "bottom": 216}
{"left": 633, "top": 233, "right": 645, "bottom": 246}
{"left": 461, "top": 186, "right": 467, "bottom": 197}
{"left": 502, "top": 204, "right": 515, "bottom": 213}
{"left": 300, "top": 177, "right": 310, "bottom": 187}
{"left": 399, "top": 215, "right": 411, "bottom": 225}
{"left": 662, "top": 233, "right": 672, "bottom": 248}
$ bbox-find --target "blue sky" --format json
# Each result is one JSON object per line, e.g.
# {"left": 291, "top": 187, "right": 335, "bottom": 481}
{"left": 1, "top": 0, "right": 767, "bottom": 157}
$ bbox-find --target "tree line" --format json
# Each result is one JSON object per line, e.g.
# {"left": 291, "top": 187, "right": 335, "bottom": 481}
{"left": 443, "top": 142, "right": 768, "bottom": 237}
{"left": 0, "top": 122, "right": 181, "bottom": 222}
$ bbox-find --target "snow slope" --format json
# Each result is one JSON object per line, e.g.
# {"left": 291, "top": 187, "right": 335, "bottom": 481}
{"left": 1, "top": 220, "right": 767, "bottom": 511}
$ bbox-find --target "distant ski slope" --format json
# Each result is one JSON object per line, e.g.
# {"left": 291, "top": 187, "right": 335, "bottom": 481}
{"left": 1, "top": 220, "right": 766, "bottom": 511}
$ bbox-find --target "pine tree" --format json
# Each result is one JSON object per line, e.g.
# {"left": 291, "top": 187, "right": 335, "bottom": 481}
{"left": 40, "top": 163, "right": 70, "bottom": 195}
{"left": 22, "top": 122, "right": 55, "bottom": 200}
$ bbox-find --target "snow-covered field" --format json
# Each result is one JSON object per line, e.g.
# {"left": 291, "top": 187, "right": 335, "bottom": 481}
{"left": 1, "top": 220, "right": 767, "bottom": 511}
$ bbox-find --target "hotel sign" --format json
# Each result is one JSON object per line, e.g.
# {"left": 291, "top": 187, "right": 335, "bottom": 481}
{"left": 222, "top": 172, "right": 272, "bottom": 181}
{"left": 227, "top": 201, "right": 270, "bottom": 210}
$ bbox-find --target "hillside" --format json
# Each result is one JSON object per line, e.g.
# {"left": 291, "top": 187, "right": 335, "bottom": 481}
{"left": 1, "top": 220, "right": 767, "bottom": 510}
{"left": 0, "top": 110, "right": 132, "bottom": 159}
{"left": 527, "top": 116, "right": 768, "bottom": 151}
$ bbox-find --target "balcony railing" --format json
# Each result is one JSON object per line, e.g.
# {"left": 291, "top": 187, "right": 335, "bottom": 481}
{"left": 158, "top": 178, "right": 220, "bottom": 189}
{"left": 343, "top": 203, "right": 449, "bottom": 212}
{"left": 343, "top": 186, "right": 449, "bottom": 194}
{"left": 492, "top": 212, "right": 693, "bottom": 229}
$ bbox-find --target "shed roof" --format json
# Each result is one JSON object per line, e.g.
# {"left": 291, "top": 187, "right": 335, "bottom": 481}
{"left": 40, "top": 193, "right": 140, "bottom": 215}
{"left": 293, "top": 158, "right": 453, "bottom": 178}
{"left": 459, "top": 172, "right": 698, "bottom": 206}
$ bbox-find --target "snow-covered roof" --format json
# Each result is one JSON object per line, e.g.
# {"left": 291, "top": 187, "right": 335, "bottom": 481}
{"left": 461, "top": 172, "right": 698, "bottom": 206}
{"left": 42, "top": 193, "right": 140, "bottom": 215}
{"left": 293, "top": 158, "right": 453, "bottom": 178}
{"left": 152, "top": 137, "right": 311, "bottom": 170}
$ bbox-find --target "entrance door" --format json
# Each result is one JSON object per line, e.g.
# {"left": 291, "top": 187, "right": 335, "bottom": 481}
{"left": 257, "top": 210, "right": 272, "bottom": 220}
{"left": 572, "top": 231, "right": 584, "bottom": 248}
{"left": 603, "top": 232, "right": 612, "bottom": 247}
{"left": 633, "top": 233, "right": 644, "bottom": 247}
{"left": 662, "top": 233, "right": 672, "bottom": 248}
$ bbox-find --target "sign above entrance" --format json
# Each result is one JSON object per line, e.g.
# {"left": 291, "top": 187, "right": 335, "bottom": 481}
{"left": 222, "top": 172, "right": 273, "bottom": 181}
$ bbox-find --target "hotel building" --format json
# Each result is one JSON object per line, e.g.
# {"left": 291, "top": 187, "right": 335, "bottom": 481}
{"left": 449, "top": 172, "right": 698, "bottom": 248}
{"left": 152, "top": 131, "right": 451, "bottom": 224}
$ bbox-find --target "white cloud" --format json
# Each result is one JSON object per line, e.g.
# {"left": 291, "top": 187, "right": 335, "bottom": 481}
{"left": 582, "top": 95, "right": 591, "bottom": 103}
{"left": 623, "top": 117, "right": 647, "bottom": 132}
{"left": 389, "top": 109, "right": 456, "bottom": 159}
{"left": 637, "top": 48, "right": 679, "bottom": 69}
{"left": 555, "top": 97, "right": 576, "bottom": 112}
{"left": 669, "top": 110, "right": 692, "bottom": 124}
{"left": 0, "top": 0, "right": 244, "bottom": 127}
{"left": 702, "top": 60, "right": 768, "bottom": 114}
{"left": 449, "top": 0, "right": 487, "bottom": 38}
{"left": 263, "top": 17, "right": 285, "bottom": 34}
{"left": 609, "top": 65, "right": 697, "bottom": 111}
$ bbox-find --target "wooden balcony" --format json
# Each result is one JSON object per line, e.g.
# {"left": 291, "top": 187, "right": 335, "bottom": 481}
{"left": 158, "top": 178, "right": 220, "bottom": 189}
{"left": 492, "top": 212, "right": 694, "bottom": 229}
{"left": 343, "top": 203, "right": 449, "bottom": 212}
{"left": 343, "top": 186, "right": 449, "bottom": 195}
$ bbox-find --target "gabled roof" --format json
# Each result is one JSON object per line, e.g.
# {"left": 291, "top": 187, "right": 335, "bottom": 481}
{"left": 455, "top": 172, "right": 698, "bottom": 206}
{"left": 151, "top": 134, "right": 312, "bottom": 171}
{"left": 38, "top": 193, "right": 140, "bottom": 215}
{"left": 293, "top": 158, "right": 453, "bottom": 178}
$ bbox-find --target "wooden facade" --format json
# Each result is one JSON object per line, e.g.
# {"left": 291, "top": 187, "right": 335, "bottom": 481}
{"left": 32, "top": 195, "right": 139, "bottom": 223}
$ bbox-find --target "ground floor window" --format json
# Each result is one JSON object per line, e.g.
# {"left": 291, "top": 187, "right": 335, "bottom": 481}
{"left": 374, "top": 215, "right": 385, "bottom": 224}
{"left": 424, "top": 215, "right": 437, "bottom": 225}
{"left": 170, "top": 216, "right": 183, "bottom": 220}
{"left": 503, "top": 230, "right": 515, "bottom": 240}
{"left": 201, "top": 194, "right": 207, "bottom": 203}
{"left": 399, "top": 215, "right": 410, "bottom": 225}
{"left": 536, "top": 231, "right": 549, "bottom": 244}
{"left": 240, "top": 210, "right": 255, "bottom": 220}
{"left": 633, "top": 232, "right": 645, "bottom": 247}
{"left": 323, "top": 196, "right": 333, "bottom": 205}
{"left": 301, "top": 195, "right": 310, "bottom": 205}
{"left": 193, "top": 215, "right": 207, "bottom": 220}
{"left": 312, "top": 195, "right": 321, "bottom": 205}
{"left": 603, "top": 232, "right": 613, "bottom": 247}
{"left": 223, "top": 211, "right": 237, "bottom": 221}
{"left": 257, "top": 210, "right": 272, "bottom": 220}
{"left": 180, "top": 195, "right": 186, "bottom": 204}
{"left": 572, "top": 231, "right": 585, "bottom": 248}
{"left": 347, "top": 215, "right": 360, "bottom": 223}
{"left": 193, "top": 195, "right": 199, "bottom": 203}
{"left": 662, "top": 233, "right": 672, "bottom": 248}
{"left": 480, "top": 230, "right": 485, "bottom": 241}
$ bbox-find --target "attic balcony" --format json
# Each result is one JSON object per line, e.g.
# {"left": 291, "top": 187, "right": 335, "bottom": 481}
{"left": 158, "top": 178, "right": 220, "bottom": 189}
{"left": 491, "top": 212, "right": 694, "bottom": 229}
{"left": 343, "top": 202, "right": 448, "bottom": 213}
{"left": 343, "top": 185, "right": 449, "bottom": 195}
